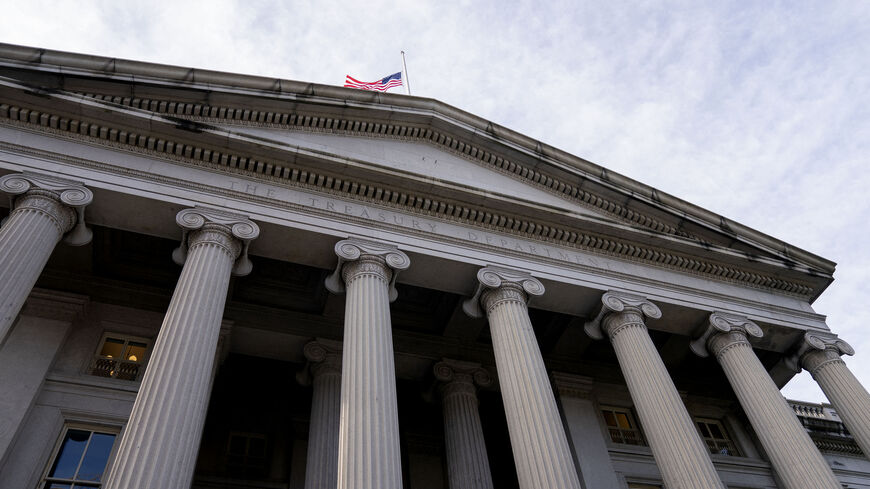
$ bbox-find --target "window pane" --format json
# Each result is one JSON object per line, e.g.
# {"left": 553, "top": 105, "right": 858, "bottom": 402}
{"left": 49, "top": 430, "right": 90, "bottom": 478}
{"left": 615, "top": 412, "right": 631, "bottom": 429}
{"left": 44, "top": 483, "right": 71, "bottom": 489}
{"left": 76, "top": 432, "right": 116, "bottom": 481}
{"left": 124, "top": 343, "right": 147, "bottom": 363}
{"left": 99, "top": 338, "right": 124, "bottom": 359}
{"left": 709, "top": 423, "right": 724, "bottom": 439}
{"left": 696, "top": 421, "right": 710, "bottom": 437}
{"left": 602, "top": 411, "right": 616, "bottom": 427}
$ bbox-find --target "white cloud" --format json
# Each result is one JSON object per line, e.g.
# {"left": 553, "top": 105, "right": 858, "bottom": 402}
{"left": 2, "top": 0, "right": 869, "bottom": 402}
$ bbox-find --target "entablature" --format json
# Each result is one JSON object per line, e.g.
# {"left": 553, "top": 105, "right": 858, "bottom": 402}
{"left": 0, "top": 126, "right": 829, "bottom": 355}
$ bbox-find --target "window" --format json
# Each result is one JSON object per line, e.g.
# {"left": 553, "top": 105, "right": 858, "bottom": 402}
{"left": 226, "top": 432, "right": 267, "bottom": 476}
{"left": 601, "top": 407, "right": 645, "bottom": 446}
{"left": 90, "top": 334, "right": 150, "bottom": 381}
{"left": 695, "top": 418, "right": 738, "bottom": 456}
{"left": 628, "top": 484, "right": 662, "bottom": 489}
{"left": 42, "top": 427, "right": 118, "bottom": 488}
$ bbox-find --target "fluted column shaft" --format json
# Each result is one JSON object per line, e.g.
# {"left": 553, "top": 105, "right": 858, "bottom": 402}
{"left": 104, "top": 209, "right": 258, "bottom": 489}
{"left": 326, "top": 239, "right": 410, "bottom": 489}
{"left": 803, "top": 348, "right": 870, "bottom": 460}
{"left": 480, "top": 281, "right": 581, "bottom": 489}
{"left": 710, "top": 330, "right": 841, "bottom": 489}
{"left": 435, "top": 361, "right": 494, "bottom": 489}
{"left": 603, "top": 310, "right": 724, "bottom": 489}
{"left": 304, "top": 341, "right": 342, "bottom": 489}
{"left": 0, "top": 172, "right": 92, "bottom": 345}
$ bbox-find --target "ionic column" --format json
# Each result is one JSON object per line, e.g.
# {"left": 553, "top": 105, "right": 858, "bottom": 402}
{"left": 691, "top": 312, "right": 841, "bottom": 489}
{"left": 325, "top": 238, "right": 410, "bottom": 489}
{"left": 795, "top": 333, "right": 870, "bottom": 460}
{"left": 0, "top": 172, "right": 92, "bottom": 345}
{"left": 585, "top": 292, "right": 725, "bottom": 489}
{"left": 104, "top": 207, "right": 258, "bottom": 489}
{"left": 462, "top": 266, "right": 582, "bottom": 489}
{"left": 434, "top": 359, "right": 495, "bottom": 489}
{"left": 302, "top": 339, "right": 343, "bottom": 489}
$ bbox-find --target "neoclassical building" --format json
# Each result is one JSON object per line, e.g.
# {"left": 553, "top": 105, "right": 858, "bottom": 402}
{"left": 0, "top": 43, "right": 868, "bottom": 489}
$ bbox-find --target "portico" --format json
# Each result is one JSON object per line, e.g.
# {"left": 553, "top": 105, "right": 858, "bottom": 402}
{"left": 0, "top": 43, "right": 868, "bottom": 489}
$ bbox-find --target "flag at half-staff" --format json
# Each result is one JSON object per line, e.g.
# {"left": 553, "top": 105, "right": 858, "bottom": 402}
{"left": 343, "top": 72, "right": 403, "bottom": 92}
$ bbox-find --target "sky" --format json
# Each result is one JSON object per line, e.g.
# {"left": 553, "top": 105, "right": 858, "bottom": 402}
{"left": 2, "top": 0, "right": 868, "bottom": 403}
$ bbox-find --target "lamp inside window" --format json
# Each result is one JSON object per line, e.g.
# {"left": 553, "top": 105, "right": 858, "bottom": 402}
{"left": 91, "top": 334, "right": 150, "bottom": 381}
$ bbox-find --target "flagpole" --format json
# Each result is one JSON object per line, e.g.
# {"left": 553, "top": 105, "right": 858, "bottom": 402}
{"left": 401, "top": 51, "right": 411, "bottom": 95}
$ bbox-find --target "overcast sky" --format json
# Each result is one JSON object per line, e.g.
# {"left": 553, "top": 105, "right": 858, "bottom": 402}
{"left": 3, "top": 0, "right": 868, "bottom": 402}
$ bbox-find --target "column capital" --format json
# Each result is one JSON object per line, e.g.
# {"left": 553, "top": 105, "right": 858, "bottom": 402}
{"left": 171, "top": 207, "right": 259, "bottom": 276}
{"left": 0, "top": 171, "right": 93, "bottom": 245}
{"left": 303, "top": 338, "right": 343, "bottom": 380}
{"left": 434, "top": 359, "right": 493, "bottom": 387}
{"left": 584, "top": 290, "right": 661, "bottom": 340}
{"left": 690, "top": 311, "right": 763, "bottom": 358}
{"left": 461, "top": 266, "right": 544, "bottom": 318}
{"left": 324, "top": 238, "right": 410, "bottom": 302}
{"left": 434, "top": 359, "right": 493, "bottom": 401}
{"left": 786, "top": 333, "right": 855, "bottom": 375}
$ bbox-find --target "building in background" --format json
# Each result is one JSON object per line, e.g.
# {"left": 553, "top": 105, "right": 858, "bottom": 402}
{"left": 0, "top": 43, "right": 868, "bottom": 489}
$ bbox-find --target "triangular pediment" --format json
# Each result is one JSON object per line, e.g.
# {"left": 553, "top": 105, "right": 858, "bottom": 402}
{"left": 0, "top": 43, "right": 836, "bottom": 301}
{"left": 211, "top": 124, "right": 606, "bottom": 219}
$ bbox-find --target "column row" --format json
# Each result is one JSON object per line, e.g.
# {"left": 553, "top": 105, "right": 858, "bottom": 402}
{"left": 2, "top": 171, "right": 869, "bottom": 489}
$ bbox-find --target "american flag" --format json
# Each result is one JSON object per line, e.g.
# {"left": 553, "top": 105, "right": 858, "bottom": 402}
{"left": 343, "top": 72, "right": 403, "bottom": 92}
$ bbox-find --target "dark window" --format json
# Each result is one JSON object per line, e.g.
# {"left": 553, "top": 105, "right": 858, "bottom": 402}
{"left": 43, "top": 428, "right": 117, "bottom": 488}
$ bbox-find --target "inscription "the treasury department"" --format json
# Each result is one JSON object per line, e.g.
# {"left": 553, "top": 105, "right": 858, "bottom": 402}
{"left": 229, "top": 179, "right": 612, "bottom": 271}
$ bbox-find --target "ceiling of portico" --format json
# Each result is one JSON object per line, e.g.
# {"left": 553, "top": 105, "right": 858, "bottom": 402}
{"left": 0, "top": 43, "right": 837, "bottom": 303}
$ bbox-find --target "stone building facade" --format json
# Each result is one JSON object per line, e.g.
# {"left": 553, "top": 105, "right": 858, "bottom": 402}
{"left": 0, "top": 43, "right": 868, "bottom": 489}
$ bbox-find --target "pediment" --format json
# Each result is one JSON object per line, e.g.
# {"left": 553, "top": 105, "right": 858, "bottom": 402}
{"left": 0, "top": 44, "right": 836, "bottom": 301}
{"left": 210, "top": 124, "right": 605, "bottom": 219}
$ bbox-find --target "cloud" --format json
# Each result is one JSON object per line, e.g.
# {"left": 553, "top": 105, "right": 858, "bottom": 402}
{"left": 2, "top": 0, "right": 869, "bottom": 402}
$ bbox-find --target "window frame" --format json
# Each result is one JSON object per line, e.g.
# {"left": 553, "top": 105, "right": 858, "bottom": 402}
{"left": 39, "top": 422, "right": 121, "bottom": 488}
{"left": 89, "top": 332, "right": 152, "bottom": 382}
{"left": 224, "top": 431, "right": 269, "bottom": 476}
{"left": 600, "top": 405, "right": 646, "bottom": 447}
{"left": 694, "top": 416, "right": 740, "bottom": 456}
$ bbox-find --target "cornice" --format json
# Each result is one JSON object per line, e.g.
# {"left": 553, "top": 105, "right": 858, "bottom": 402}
{"left": 77, "top": 91, "right": 692, "bottom": 239}
{"left": 70, "top": 87, "right": 779, "bottom": 249}
{"left": 0, "top": 109, "right": 820, "bottom": 300}
{"left": 0, "top": 43, "right": 837, "bottom": 280}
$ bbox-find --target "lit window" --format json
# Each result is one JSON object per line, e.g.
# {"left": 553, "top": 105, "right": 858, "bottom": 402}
{"left": 695, "top": 417, "right": 739, "bottom": 456}
{"left": 90, "top": 334, "right": 150, "bottom": 381}
{"left": 226, "top": 432, "right": 267, "bottom": 475}
{"left": 601, "top": 406, "right": 645, "bottom": 446}
{"left": 42, "top": 427, "right": 118, "bottom": 488}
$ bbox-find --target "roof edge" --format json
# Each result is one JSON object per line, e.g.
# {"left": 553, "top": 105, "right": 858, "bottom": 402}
{"left": 0, "top": 42, "right": 837, "bottom": 275}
